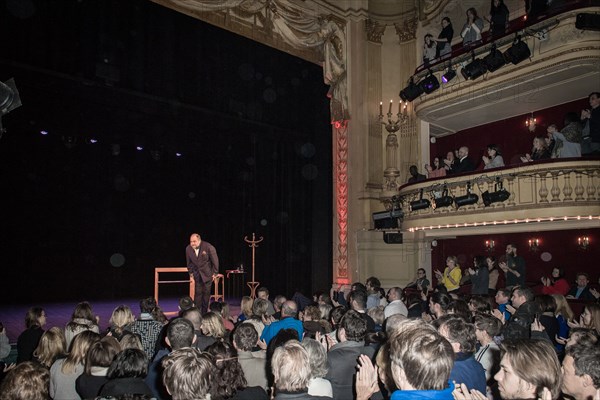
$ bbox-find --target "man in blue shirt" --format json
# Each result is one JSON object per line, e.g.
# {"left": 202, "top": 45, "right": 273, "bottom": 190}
{"left": 260, "top": 300, "right": 303, "bottom": 345}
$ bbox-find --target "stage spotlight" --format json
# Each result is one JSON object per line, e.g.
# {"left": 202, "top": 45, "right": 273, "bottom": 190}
{"left": 442, "top": 68, "right": 456, "bottom": 83}
{"left": 482, "top": 178, "right": 510, "bottom": 206}
{"left": 410, "top": 189, "right": 431, "bottom": 211}
{"left": 0, "top": 78, "right": 22, "bottom": 134}
{"left": 400, "top": 77, "right": 424, "bottom": 102}
{"left": 483, "top": 46, "right": 506, "bottom": 72}
{"left": 432, "top": 187, "right": 453, "bottom": 209}
{"left": 373, "top": 209, "right": 404, "bottom": 229}
{"left": 454, "top": 182, "right": 479, "bottom": 208}
{"left": 461, "top": 58, "right": 487, "bottom": 80}
{"left": 503, "top": 37, "right": 531, "bottom": 65}
{"left": 419, "top": 71, "right": 440, "bottom": 94}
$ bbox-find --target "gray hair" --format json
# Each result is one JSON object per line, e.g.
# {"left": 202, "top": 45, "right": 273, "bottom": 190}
{"left": 301, "top": 338, "right": 328, "bottom": 378}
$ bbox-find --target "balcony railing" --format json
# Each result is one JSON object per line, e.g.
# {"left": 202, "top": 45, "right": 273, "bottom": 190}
{"left": 393, "top": 159, "right": 600, "bottom": 231}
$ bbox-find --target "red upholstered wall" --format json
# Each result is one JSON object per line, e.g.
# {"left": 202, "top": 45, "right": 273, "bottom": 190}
{"left": 429, "top": 97, "right": 590, "bottom": 168}
{"left": 431, "top": 228, "right": 600, "bottom": 289}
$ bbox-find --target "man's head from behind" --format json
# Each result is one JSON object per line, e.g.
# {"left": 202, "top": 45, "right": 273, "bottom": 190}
{"left": 233, "top": 323, "right": 258, "bottom": 352}
{"left": 166, "top": 318, "right": 195, "bottom": 350}
{"left": 389, "top": 323, "right": 453, "bottom": 391}
{"left": 162, "top": 347, "right": 213, "bottom": 400}
{"left": 181, "top": 307, "right": 203, "bottom": 331}
{"left": 562, "top": 343, "right": 600, "bottom": 399}
{"left": 338, "top": 310, "right": 367, "bottom": 342}
{"left": 272, "top": 340, "right": 311, "bottom": 393}
{"left": 435, "top": 315, "right": 477, "bottom": 354}
{"left": 281, "top": 300, "right": 298, "bottom": 318}
{"left": 495, "top": 339, "right": 561, "bottom": 399}
{"left": 139, "top": 297, "right": 157, "bottom": 314}
{"left": 348, "top": 289, "right": 368, "bottom": 311}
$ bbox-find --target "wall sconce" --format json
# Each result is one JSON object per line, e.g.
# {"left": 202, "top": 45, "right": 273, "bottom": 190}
{"left": 485, "top": 239, "right": 495, "bottom": 253}
{"left": 526, "top": 112, "right": 537, "bottom": 132}
{"left": 578, "top": 236, "right": 590, "bottom": 250}
{"left": 528, "top": 238, "right": 540, "bottom": 252}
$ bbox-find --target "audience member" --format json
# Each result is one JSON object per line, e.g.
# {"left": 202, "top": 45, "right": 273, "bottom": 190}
{"left": 365, "top": 276, "right": 383, "bottom": 309}
{"left": 347, "top": 289, "right": 376, "bottom": 332}
{"left": 468, "top": 255, "right": 490, "bottom": 295}
{"left": 272, "top": 340, "right": 329, "bottom": 400}
{"left": 182, "top": 307, "right": 216, "bottom": 351}
{"left": 482, "top": 144, "right": 505, "bottom": 169}
{"left": 566, "top": 272, "right": 595, "bottom": 300}
{"left": 474, "top": 313, "right": 502, "bottom": 382}
{"left": 273, "top": 295, "right": 287, "bottom": 320}
{"left": 423, "top": 34, "right": 437, "bottom": 65}
{"left": 460, "top": 8, "right": 484, "bottom": 47}
{"left": 177, "top": 295, "right": 195, "bottom": 316}
{"left": 494, "top": 285, "right": 538, "bottom": 340}
{"left": 581, "top": 91, "right": 600, "bottom": 155}
{"left": 494, "top": 288, "right": 512, "bottom": 321}
{"left": 535, "top": 295, "right": 559, "bottom": 347}
{"left": 16, "top": 306, "right": 46, "bottom": 363}
{"left": 261, "top": 300, "right": 303, "bottom": 345}
{"left": 569, "top": 304, "right": 600, "bottom": 335}
{"left": 521, "top": 135, "right": 551, "bottom": 162}
{"left": 209, "top": 301, "right": 235, "bottom": 331}
{"left": 107, "top": 305, "right": 136, "bottom": 341}
{"left": 49, "top": 330, "right": 100, "bottom": 400}
{"left": 469, "top": 296, "right": 492, "bottom": 315}
{"left": 427, "top": 292, "right": 452, "bottom": 320}
{"left": 452, "top": 146, "right": 475, "bottom": 173}
{"left": 237, "top": 296, "right": 254, "bottom": 324}
{"left": 435, "top": 315, "right": 487, "bottom": 393}
{"left": 486, "top": 256, "right": 500, "bottom": 295}
{"left": 75, "top": 335, "right": 121, "bottom": 399}
{"left": 549, "top": 113, "right": 582, "bottom": 158}
{"left": 435, "top": 17, "right": 454, "bottom": 59}
{"left": 128, "top": 297, "right": 165, "bottom": 361}
{"left": 302, "top": 305, "right": 326, "bottom": 339}
{"left": 0, "top": 361, "right": 50, "bottom": 400}
{"left": 64, "top": 301, "right": 100, "bottom": 349}
{"left": 301, "top": 338, "right": 333, "bottom": 398}
{"left": 561, "top": 343, "right": 600, "bottom": 400}
{"left": 257, "top": 287, "right": 276, "bottom": 316}
{"left": 326, "top": 306, "right": 346, "bottom": 345}
{"left": 120, "top": 332, "right": 144, "bottom": 351}
{"left": 434, "top": 255, "right": 462, "bottom": 293}
{"left": 499, "top": 243, "right": 526, "bottom": 288}
{"left": 443, "top": 150, "right": 457, "bottom": 173}
{"left": 551, "top": 293, "right": 573, "bottom": 354}
{"left": 0, "top": 323, "right": 9, "bottom": 362}
{"left": 407, "top": 165, "right": 426, "bottom": 183}
{"left": 100, "top": 348, "right": 153, "bottom": 397}
{"left": 405, "top": 267, "right": 430, "bottom": 293}
{"left": 161, "top": 347, "right": 213, "bottom": 400}
{"left": 206, "top": 341, "right": 269, "bottom": 400}
{"left": 447, "top": 299, "right": 472, "bottom": 322}
{"left": 541, "top": 267, "right": 570, "bottom": 296}
{"left": 245, "top": 297, "right": 269, "bottom": 338}
{"left": 425, "top": 156, "right": 447, "bottom": 178}
{"left": 233, "top": 323, "right": 268, "bottom": 391}
{"left": 33, "top": 327, "right": 67, "bottom": 369}
{"left": 384, "top": 287, "right": 408, "bottom": 319}
{"left": 202, "top": 311, "right": 228, "bottom": 342}
{"left": 325, "top": 310, "right": 374, "bottom": 400}
{"left": 487, "top": 0, "right": 510, "bottom": 37}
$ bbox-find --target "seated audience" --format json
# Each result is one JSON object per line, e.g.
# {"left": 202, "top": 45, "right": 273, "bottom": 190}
{"left": 347, "top": 289, "right": 376, "bottom": 332}
{"left": 535, "top": 295, "right": 559, "bottom": 347}
{"left": 161, "top": 347, "right": 213, "bottom": 400}
{"left": 17, "top": 306, "right": 46, "bottom": 364}
{"left": 232, "top": 323, "right": 268, "bottom": 391}
{"left": 64, "top": 301, "right": 100, "bottom": 349}
{"left": 425, "top": 156, "right": 447, "bottom": 178}
{"left": 209, "top": 301, "right": 235, "bottom": 331}
{"left": 0, "top": 361, "right": 50, "bottom": 400}
{"left": 236, "top": 296, "right": 254, "bottom": 324}
{"left": 407, "top": 165, "right": 426, "bottom": 183}
{"left": 100, "top": 348, "right": 152, "bottom": 397}
{"left": 384, "top": 287, "right": 408, "bottom": 319}
{"left": 551, "top": 293, "right": 573, "bottom": 354}
{"left": 541, "top": 267, "right": 570, "bottom": 296}
{"left": 257, "top": 287, "right": 276, "bottom": 316}
{"left": 302, "top": 305, "right": 326, "bottom": 339}
{"left": 494, "top": 286, "right": 538, "bottom": 340}
{"left": 482, "top": 144, "right": 504, "bottom": 170}
{"left": 206, "top": 341, "right": 269, "bottom": 400}
{"left": 521, "top": 135, "right": 551, "bottom": 162}
{"left": 75, "top": 335, "right": 121, "bottom": 399}
{"left": 566, "top": 272, "right": 596, "bottom": 300}
{"left": 33, "top": 327, "right": 67, "bottom": 369}
{"left": 301, "top": 338, "right": 333, "bottom": 398}
{"left": 49, "top": 330, "right": 100, "bottom": 400}
{"left": 427, "top": 292, "right": 452, "bottom": 321}
{"left": 365, "top": 276, "right": 383, "bottom": 309}
{"left": 404, "top": 268, "right": 430, "bottom": 293}
{"left": 182, "top": 307, "right": 215, "bottom": 351}
{"left": 128, "top": 297, "right": 165, "bottom": 361}
{"left": 468, "top": 296, "right": 492, "bottom": 315}
{"left": 106, "top": 305, "right": 136, "bottom": 341}
{"left": 494, "top": 288, "right": 511, "bottom": 321}
{"left": 569, "top": 303, "right": 600, "bottom": 335}
{"left": 202, "top": 311, "right": 228, "bottom": 342}
{"left": 261, "top": 300, "right": 303, "bottom": 345}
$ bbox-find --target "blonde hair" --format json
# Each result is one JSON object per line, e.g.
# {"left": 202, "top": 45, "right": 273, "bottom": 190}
{"left": 551, "top": 294, "right": 574, "bottom": 320}
{"left": 367, "top": 306, "right": 385, "bottom": 326}
{"left": 33, "top": 327, "right": 67, "bottom": 368}
{"left": 61, "top": 330, "right": 100, "bottom": 375}
{"left": 240, "top": 296, "right": 253, "bottom": 317}
{"left": 583, "top": 304, "right": 600, "bottom": 334}
{"left": 109, "top": 305, "right": 135, "bottom": 336}
{"left": 272, "top": 340, "right": 312, "bottom": 392}
{"left": 202, "top": 312, "right": 226, "bottom": 339}
{"left": 119, "top": 333, "right": 143, "bottom": 351}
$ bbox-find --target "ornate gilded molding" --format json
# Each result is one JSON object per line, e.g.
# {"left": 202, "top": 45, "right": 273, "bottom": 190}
{"left": 394, "top": 16, "right": 418, "bottom": 43}
{"left": 418, "top": 0, "right": 454, "bottom": 23}
{"left": 365, "top": 19, "right": 386, "bottom": 43}
{"left": 334, "top": 121, "right": 349, "bottom": 281}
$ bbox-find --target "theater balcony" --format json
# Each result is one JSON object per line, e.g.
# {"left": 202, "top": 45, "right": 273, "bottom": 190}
{"left": 396, "top": 159, "right": 600, "bottom": 237}
{"left": 410, "top": 3, "right": 600, "bottom": 136}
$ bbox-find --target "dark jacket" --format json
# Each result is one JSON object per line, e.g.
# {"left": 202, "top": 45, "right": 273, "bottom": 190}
{"left": 186, "top": 240, "right": 219, "bottom": 283}
{"left": 453, "top": 157, "right": 475, "bottom": 174}
{"left": 567, "top": 285, "right": 595, "bottom": 301}
{"left": 325, "top": 340, "right": 375, "bottom": 400}
{"left": 502, "top": 301, "right": 539, "bottom": 340}
{"left": 449, "top": 353, "right": 487, "bottom": 393}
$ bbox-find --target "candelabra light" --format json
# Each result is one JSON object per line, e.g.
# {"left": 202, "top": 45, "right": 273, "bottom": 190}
{"left": 379, "top": 99, "right": 408, "bottom": 133}
{"left": 526, "top": 112, "right": 537, "bottom": 132}
{"left": 485, "top": 239, "right": 495, "bottom": 253}
{"left": 578, "top": 236, "right": 590, "bottom": 250}
{"left": 528, "top": 238, "right": 540, "bottom": 252}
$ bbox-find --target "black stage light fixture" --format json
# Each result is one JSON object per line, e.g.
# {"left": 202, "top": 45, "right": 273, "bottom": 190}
{"left": 483, "top": 45, "right": 506, "bottom": 72}
{"left": 432, "top": 186, "right": 454, "bottom": 209}
{"left": 442, "top": 67, "right": 456, "bottom": 83}
{"left": 410, "top": 189, "right": 431, "bottom": 211}
{"left": 400, "top": 77, "right": 424, "bottom": 102}
{"left": 503, "top": 37, "right": 531, "bottom": 65}
{"left": 454, "top": 182, "right": 479, "bottom": 208}
{"left": 0, "top": 78, "right": 22, "bottom": 134}
{"left": 373, "top": 208, "right": 404, "bottom": 229}
{"left": 383, "top": 231, "right": 403, "bottom": 244}
{"left": 482, "top": 178, "right": 510, "bottom": 206}
{"left": 461, "top": 52, "right": 487, "bottom": 81}
{"left": 419, "top": 70, "right": 440, "bottom": 94}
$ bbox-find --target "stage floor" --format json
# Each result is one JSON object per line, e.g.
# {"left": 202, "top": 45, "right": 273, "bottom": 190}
{"left": 0, "top": 297, "right": 242, "bottom": 349}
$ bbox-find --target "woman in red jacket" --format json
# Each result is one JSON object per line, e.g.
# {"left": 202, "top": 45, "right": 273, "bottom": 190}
{"left": 541, "top": 267, "right": 570, "bottom": 296}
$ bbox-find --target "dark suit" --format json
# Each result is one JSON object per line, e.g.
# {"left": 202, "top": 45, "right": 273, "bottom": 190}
{"left": 567, "top": 285, "right": 595, "bottom": 301}
{"left": 453, "top": 156, "right": 475, "bottom": 174}
{"left": 186, "top": 240, "right": 219, "bottom": 313}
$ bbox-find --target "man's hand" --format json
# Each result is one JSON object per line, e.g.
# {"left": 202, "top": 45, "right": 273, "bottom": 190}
{"left": 356, "top": 355, "right": 379, "bottom": 400}
{"left": 505, "top": 304, "right": 516, "bottom": 314}
{"left": 262, "top": 314, "right": 274, "bottom": 326}
{"left": 452, "top": 382, "right": 487, "bottom": 400}
{"left": 492, "top": 309, "right": 506, "bottom": 324}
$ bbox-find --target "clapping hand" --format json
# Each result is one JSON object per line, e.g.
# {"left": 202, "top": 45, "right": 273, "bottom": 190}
{"left": 356, "top": 354, "right": 379, "bottom": 400}
{"left": 452, "top": 382, "right": 487, "bottom": 400}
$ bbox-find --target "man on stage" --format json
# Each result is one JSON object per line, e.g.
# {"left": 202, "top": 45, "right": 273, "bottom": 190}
{"left": 186, "top": 233, "right": 219, "bottom": 314}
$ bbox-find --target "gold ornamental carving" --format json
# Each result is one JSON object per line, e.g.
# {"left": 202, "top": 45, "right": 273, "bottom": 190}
{"left": 365, "top": 19, "right": 386, "bottom": 44}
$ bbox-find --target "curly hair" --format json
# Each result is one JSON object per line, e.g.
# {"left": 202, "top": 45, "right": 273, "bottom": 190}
{"left": 206, "top": 341, "right": 246, "bottom": 399}
{"left": 0, "top": 361, "right": 50, "bottom": 400}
